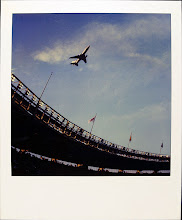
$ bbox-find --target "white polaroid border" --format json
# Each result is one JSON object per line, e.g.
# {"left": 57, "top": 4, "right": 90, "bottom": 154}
{"left": 1, "top": 1, "right": 181, "bottom": 220}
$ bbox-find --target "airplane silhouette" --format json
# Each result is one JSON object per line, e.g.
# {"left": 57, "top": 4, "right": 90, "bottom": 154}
{"left": 69, "top": 45, "right": 90, "bottom": 66}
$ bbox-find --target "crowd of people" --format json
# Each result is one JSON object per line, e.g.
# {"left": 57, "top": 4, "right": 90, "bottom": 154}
{"left": 11, "top": 147, "right": 169, "bottom": 176}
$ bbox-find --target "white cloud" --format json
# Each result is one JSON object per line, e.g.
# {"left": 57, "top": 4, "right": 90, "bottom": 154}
{"left": 32, "top": 41, "right": 91, "bottom": 64}
{"left": 32, "top": 16, "right": 170, "bottom": 66}
{"left": 33, "top": 45, "right": 67, "bottom": 64}
{"left": 123, "top": 16, "right": 170, "bottom": 40}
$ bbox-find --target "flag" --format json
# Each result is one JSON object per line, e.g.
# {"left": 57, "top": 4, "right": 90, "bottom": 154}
{"left": 160, "top": 142, "right": 163, "bottom": 154}
{"left": 88, "top": 115, "right": 96, "bottom": 123}
{"left": 129, "top": 133, "right": 132, "bottom": 142}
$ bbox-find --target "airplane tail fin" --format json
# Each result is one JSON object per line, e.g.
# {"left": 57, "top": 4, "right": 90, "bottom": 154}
{"left": 83, "top": 56, "right": 87, "bottom": 64}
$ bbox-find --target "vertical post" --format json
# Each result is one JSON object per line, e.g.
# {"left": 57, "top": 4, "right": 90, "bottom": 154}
{"left": 35, "top": 72, "right": 53, "bottom": 115}
{"left": 90, "top": 113, "right": 97, "bottom": 134}
{"left": 128, "top": 132, "right": 132, "bottom": 148}
{"left": 160, "top": 142, "right": 163, "bottom": 154}
{"left": 90, "top": 121, "right": 94, "bottom": 134}
{"left": 40, "top": 72, "right": 53, "bottom": 100}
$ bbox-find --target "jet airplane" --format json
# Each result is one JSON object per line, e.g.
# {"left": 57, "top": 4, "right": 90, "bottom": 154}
{"left": 69, "top": 45, "right": 90, "bottom": 66}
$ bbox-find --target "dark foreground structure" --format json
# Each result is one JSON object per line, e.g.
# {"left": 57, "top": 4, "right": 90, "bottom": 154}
{"left": 11, "top": 74, "right": 170, "bottom": 176}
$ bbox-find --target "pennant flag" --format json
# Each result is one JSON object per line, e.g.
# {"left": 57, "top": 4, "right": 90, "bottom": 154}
{"left": 129, "top": 133, "right": 132, "bottom": 142}
{"left": 88, "top": 115, "right": 96, "bottom": 124}
{"left": 160, "top": 142, "right": 163, "bottom": 154}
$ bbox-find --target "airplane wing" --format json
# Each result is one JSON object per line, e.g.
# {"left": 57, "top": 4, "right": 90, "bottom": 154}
{"left": 81, "top": 45, "right": 90, "bottom": 55}
{"left": 69, "top": 55, "right": 80, "bottom": 59}
{"left": 71, "top": 59, "right": 80, "bottom": 66}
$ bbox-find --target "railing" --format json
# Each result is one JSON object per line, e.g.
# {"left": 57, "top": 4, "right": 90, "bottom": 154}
{"left": 11, "top": 73, "right": 170, "bottom": 163}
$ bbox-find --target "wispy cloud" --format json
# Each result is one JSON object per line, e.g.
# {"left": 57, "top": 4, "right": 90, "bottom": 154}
{"left": 127, "top": 53, "right": 165, "bottom": 67}
{"left": 33, "top": 45, "right": 68, "bottom": 64}
{"left": 113, "top": 101, "right": 170, "bottom": 124}
{"left": 32, "top": 16, "right": 170, "bottom": 66}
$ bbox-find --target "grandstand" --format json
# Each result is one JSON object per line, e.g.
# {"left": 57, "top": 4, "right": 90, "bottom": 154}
{"left": 11, "top": 74, "right": 170, "bottom": 175}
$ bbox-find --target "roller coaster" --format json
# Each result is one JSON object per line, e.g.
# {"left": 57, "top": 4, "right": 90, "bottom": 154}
{"left": 11, "top": 74, "right": 170, "bottom": 175}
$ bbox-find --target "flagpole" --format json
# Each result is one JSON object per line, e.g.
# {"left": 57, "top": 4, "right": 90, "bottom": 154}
{"left": 35, "top": 72, "right": 53, "bottom": 115}
{"left": 90, "top": 121, "right": 94, "bottom": 134}
{"left": 39, "top": 72, "right": 53, "bottom": 100}
{"left": 160, "top": 141, "right": 163, "bottom": 154}
{"left": 128, "top": 132, "right": 132, "bottom": 148}
{"left": 90, "top": 113, "right": 97, "bottom": 134}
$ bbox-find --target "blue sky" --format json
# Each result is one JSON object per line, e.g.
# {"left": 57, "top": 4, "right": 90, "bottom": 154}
{"left": 12, "top": 13, "right": 171, "bottom": 155}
